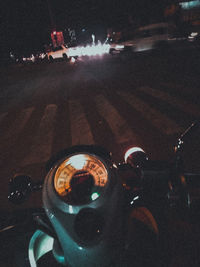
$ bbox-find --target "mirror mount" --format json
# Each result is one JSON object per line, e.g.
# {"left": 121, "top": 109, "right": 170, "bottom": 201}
{"left": 174, "top": 120, "right": 200, "bottom": 170}
{"left": 8, "top": 174, "right": 43, "bottom": 205}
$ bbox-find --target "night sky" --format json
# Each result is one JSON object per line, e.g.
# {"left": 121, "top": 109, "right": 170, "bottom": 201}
{"left": 0, "top": 0, "right": 170, "bottom": 56}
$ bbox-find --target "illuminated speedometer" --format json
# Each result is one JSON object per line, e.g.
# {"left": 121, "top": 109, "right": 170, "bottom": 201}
{"left": 54, "top": 153, "right": 108, "bottom": 205}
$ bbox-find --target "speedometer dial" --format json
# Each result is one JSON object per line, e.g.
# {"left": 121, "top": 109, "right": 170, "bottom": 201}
{"left": 54, "top": 153, "right": 108, "bottom": 205}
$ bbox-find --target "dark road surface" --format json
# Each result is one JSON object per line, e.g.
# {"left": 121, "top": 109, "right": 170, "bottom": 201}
{"left": 0, "top": 47, "right": 200, "bottom": 211}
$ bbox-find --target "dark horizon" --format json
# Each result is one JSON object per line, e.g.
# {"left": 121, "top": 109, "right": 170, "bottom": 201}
{"left": 0, "top": 0, "right": 173, "bottom": 56}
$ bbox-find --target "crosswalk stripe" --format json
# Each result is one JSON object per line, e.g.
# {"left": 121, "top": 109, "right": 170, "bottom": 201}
{"left": 69, "top": 99, "right": 94, "bottom": 146}
{"left": 2, "top": 107, "right": 34, "bottom": 142}
{"left": 21, "top": 104, "right": 57, "bottom": 166}
{"left": 160, "top": 81, "right": 200, "bottom": 95}
{"left": 94, "top": 94, "right": 138, "bottom": 144}
{"left": 139, "top": 86, "right": 200, "bottom": 117}
{"left": 117, "top": 91, "right": 184, "bottom": 135}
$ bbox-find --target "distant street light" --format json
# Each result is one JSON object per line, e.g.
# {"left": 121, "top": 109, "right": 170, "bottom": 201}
{"left": 92, "top": 34, "right": 95, "bottom": 45}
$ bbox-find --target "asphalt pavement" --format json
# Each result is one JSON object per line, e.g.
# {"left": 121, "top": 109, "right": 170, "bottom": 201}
{"left": 0, "top": 46, "right": 200, "bottom": 211}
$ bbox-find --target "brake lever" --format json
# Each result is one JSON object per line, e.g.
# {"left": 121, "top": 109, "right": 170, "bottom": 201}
{"left": 32, "top": 211, "right": 57, "bottom": 239}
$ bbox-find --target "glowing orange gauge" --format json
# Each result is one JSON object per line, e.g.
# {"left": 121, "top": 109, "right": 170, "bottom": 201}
{"left": 54, "top": 154, "right": 108, "bottom": 204}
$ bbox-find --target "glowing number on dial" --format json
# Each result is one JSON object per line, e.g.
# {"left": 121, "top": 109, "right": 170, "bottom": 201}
{"left": 98, "top": 170, "right": 103, "bottom": 175}
{"left": 91, "top": 164, "right": 95, "bottom": 169}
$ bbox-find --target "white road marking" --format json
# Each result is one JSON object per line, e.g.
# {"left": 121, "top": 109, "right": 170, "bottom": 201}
{"left": 139, "top": 86, "right": 200, "bottom": 116}
{"left": 161, "top": 81, "right": 199, "bottom": 94}
{"left": 21, "top": 104, "right": 57, "bottom": 166}
{"left": 117, "top": 91, "right": 184, "bottom": 135}
{"left": 2, "top": 107, "right": 34, "bottom": 142}
{"left": 69, "top": 99, "right": 94, "bottom": 145}
{"left": 94, "top": 94, "right": 138, "bottom": 144}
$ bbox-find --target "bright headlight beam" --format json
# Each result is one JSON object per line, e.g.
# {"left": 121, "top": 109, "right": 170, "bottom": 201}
{"left": 68, "top": 154, "right": 87, "bottom": 170}
{"left": 68, "top": 42, "right": 110, "bottom": 58}
{"left": 115, "top": 45, "right": 124, "bottom": 49}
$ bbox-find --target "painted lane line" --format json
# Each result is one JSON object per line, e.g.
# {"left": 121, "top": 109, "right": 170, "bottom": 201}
{"left": 139, "top": 86, "right": 200, "bottom": 117}
{"left": 2, "top": 107, "right": 34, "bottom": 142}
{"left": 94, "top": 94, "right": 138, "bottom": 144}
{"left": 21, "top": 104, "right": 57, "bottom": 166}
{"left": 117, "top": 91, "right": 184, "bottom": 135}
{"left": 69, "top": 100, "right": 94, "bottom": 146}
